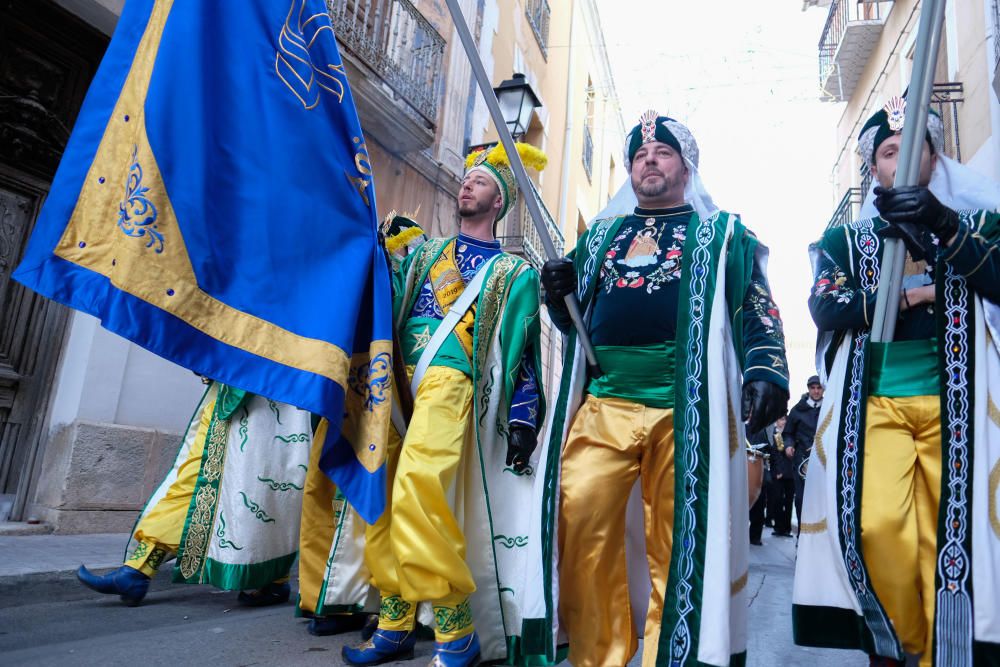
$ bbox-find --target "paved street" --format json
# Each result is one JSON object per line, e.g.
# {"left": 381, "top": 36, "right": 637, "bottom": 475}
{"left": 0, "top": 530, "right": 867, "bottom": 666}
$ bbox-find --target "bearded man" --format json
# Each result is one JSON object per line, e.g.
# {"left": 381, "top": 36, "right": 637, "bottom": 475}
{"left": 541, "top": 111, "right": 789, "bottom": 667}
{"left": 343, "top": 143, "right": 557, "bottom": 667}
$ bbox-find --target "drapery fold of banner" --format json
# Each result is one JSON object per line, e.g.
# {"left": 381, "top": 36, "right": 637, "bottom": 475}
{"left": 13, "top": 0, "right": 392, "bottom": 522}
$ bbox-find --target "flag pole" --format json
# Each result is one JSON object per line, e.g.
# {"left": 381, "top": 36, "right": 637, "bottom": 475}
{"left": 443, "top": 0, "right": 601, "bottom": 371}
{"left": 870, "top": 0, "right": 947, "bottom": 343}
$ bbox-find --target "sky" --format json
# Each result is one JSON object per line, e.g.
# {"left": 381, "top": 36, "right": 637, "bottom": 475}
{"left": 592, "top": 0, "right": 845, "bottom": 395}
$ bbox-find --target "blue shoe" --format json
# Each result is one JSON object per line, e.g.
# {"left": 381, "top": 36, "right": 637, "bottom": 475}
{"left": 76, "top": 565, "right": 150, "bottom": 606}
{"left": 306, "top": 612, "right": 368, "bottom": 636}
{"left": 237, "top": 581, "right": 291, "bottom": 607}
{"left": 342, "top": 629, "right": 417, "bottom": 665}
{"left": 429, "top": 632, "right": 480, "bottom": 667}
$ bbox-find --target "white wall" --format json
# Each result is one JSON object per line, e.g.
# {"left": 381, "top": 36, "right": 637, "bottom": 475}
{"left": 46, "top": 312, "right": 204, "bottom": 436}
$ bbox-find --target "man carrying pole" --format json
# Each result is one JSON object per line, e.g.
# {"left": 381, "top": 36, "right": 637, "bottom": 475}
{"left": 542, "top": 111, "right": 789, "bottom": 667}
{"left": 794, "top": 1, "right": 1000, "bottom": 663}
{"left": 793, "top": 95, "right": 1000, "bottom": 667}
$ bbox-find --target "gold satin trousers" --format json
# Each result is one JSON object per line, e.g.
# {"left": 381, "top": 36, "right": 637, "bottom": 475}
{"left": 558, "top": 395, "right": 675, "bottom": 667}
{"left": 861, "top": 395, "right": 941, "bottom": 665}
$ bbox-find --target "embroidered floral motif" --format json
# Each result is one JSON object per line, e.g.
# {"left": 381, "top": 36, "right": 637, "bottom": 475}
{"left": 146, "top": 546, "right": 168, "bottom": 571}
{"left": 216, "top": 511, "right": 244, "bottom": 551}
{"left": 379, "top": 595, "right": 413, "bottom": 622}
{"left": 347, "top": 351, "right": 391, "bottom": 411}
{"left": 238, "top": 491, "right": 276, "bottom": 523}
{"left": 129, "top": 541, "right": 149, "bottom": 562}
{"left": 257, "top": 475, "right": 304, "bottom": 491}
{"left": 433, "top": 600, "right": 473, "bottom": 634}
{"left": 600, "top": 219, "right": 685, "bottom": 294}
{"left": 747, "top": 280, "right": 784, "bottom": 338}
{"left": 117, "top": 144, "right": 164, "bottom": 253}
{"left": 812, "top": 266, "right": 854, "bottom": 304}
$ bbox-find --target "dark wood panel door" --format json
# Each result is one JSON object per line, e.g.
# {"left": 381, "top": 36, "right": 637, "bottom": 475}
{"left": 0, "top": 1, "right": 108, "bottom": 514}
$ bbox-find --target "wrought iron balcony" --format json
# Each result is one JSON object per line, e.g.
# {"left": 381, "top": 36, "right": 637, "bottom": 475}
{"left": 498, "top": 180, "right": 565, "bottom": 271}
{"left": 825, "top": 187, "right": 864, "bottom": 231}
{"left": 525, "top": 0, "right": 551, "bottom": 59}
{"left": 328, "top": 0, "right": 445, "bottom": 128}
{"left": 818, "top": 0, "right": 893, "bottom": 102}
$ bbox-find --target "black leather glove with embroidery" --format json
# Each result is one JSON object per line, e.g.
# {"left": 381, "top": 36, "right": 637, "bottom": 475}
{"left": 741, "top": 380, "right": 789, "bottom": 436}
{"left": 506, "top": 425, "right": 537, "bottom": 475}
{"left": 541, "top": 258, "right": 575, "bottom": 300}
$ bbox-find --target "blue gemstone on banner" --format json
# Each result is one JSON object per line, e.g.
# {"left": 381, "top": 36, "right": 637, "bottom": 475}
{"left": 166, "top": 289, "right": 175, "bottom": 296}
{"left": 111, "top": 259, "right": 116, "bottom": 266}
{"left": 368, "top": 444, "right": 376, "bottom": 451}
{"left": 98, "top": 177, "right": 105, "bottom": 184}
{"left": 78, "top": 242, "right": 86, "bottom": 248}
{"left": 124, "top": 114, "right": 130, "bottom": 122}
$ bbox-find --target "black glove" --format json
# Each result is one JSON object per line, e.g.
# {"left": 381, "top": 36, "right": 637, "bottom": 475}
{"left": 506, "top": 425, "right": 537, "bottom": 474}
{"left": 741, "top": 381, "right": 789, "bottom": 436}
{"left": 875, "top": 219, "right": 931, "bottom": 262}
{"left": 874, "top": 185, "right": 960, "bottom": 242}
{"left": 541, "top": 258, "right": 575, "bottom": 300}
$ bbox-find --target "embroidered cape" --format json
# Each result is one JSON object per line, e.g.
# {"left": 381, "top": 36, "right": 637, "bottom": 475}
{"left": 793, "top": 211, "right": 1000, "bottom": 665}
{"left": 545, "top": 210, "right": 779, "bottom": 666}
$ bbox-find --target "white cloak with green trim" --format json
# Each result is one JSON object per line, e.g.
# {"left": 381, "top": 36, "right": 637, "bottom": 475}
{"left": 311, "top": 238, "right": 560, "bottom": 665}
{"left": 129, "top": 383, "right": 312, "bottom": 590}
{"left": 545, "top": 211, "right": 765, "bottom": 666}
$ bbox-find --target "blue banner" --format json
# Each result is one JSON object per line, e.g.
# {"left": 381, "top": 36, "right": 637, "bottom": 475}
{"left": 14, "top": 0, "right": 392, "bottom": 522}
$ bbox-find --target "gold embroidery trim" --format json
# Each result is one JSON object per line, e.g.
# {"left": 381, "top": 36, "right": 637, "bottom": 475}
{"left": 799, "top": 518, "right": 828, "bottom": 534}
{"left": 814, "top": 408, "right": 833, "bottom": 469}
{"left": 990, "top": 395, "right": 1000, "bottom": 540}
{"left": 731, "top": 570, "right": 749, "bottom": 596}
{"left": 179, "top": 408, "right": 230, "bottom": 580}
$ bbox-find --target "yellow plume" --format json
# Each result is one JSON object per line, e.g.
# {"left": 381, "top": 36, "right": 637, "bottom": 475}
{"left": 464, "top": 142, "right": 548, "bottom": 172}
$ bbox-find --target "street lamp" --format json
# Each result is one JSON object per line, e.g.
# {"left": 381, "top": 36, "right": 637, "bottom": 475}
{"left": 493, "top": 73, "right": 541, "bottom": 140}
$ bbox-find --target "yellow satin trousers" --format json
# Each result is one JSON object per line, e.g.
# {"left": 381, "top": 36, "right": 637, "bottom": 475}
{"left": 559, "top": 395, "right": 675, "bottom": 667}
{"left": 861, "top": 395, "right": 941, "bottom": 665}
{"left": 125, "top": 393, "right": 217, "bottom": 576}
{"left": 370, "top": 366, "right": 477, "bottom": 641}
{"left": 297, "top": 417, "right": 340, "bottom": 616}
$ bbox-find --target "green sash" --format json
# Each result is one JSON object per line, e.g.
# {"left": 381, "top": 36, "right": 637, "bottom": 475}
{"left": 587, "top": 342, "right": 676, "bottom": 408}
{"left": 869, "top": 338, "right": 939, "bottom": 397}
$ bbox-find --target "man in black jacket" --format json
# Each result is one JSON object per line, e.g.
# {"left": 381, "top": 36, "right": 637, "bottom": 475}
{"left": 783, "top": 376, "right": 823, "bottom": 526}
{"left": 766, "top": 415, "right": 795, "bottom": 537}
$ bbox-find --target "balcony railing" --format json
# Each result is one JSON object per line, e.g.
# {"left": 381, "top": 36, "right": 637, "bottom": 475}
{"left": 498, "top": 180, "right": 565, "bottom": 271}
{"left": 582, "top": 124, "right": 594, "bottom": 182}
{"left": 930, "top": 81, "right": 963, "bottom": 162}
{"left": 328, "top": 0, "right": 445, "bottom": 124}
{"left": 525, "top": 0, "right": 551, "bottom": 59}
{"left": 818, "top": 1, "right": 893, "bottom": 102}
{"left": 825, "top": 187, "right": 864, "bottom": 231}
